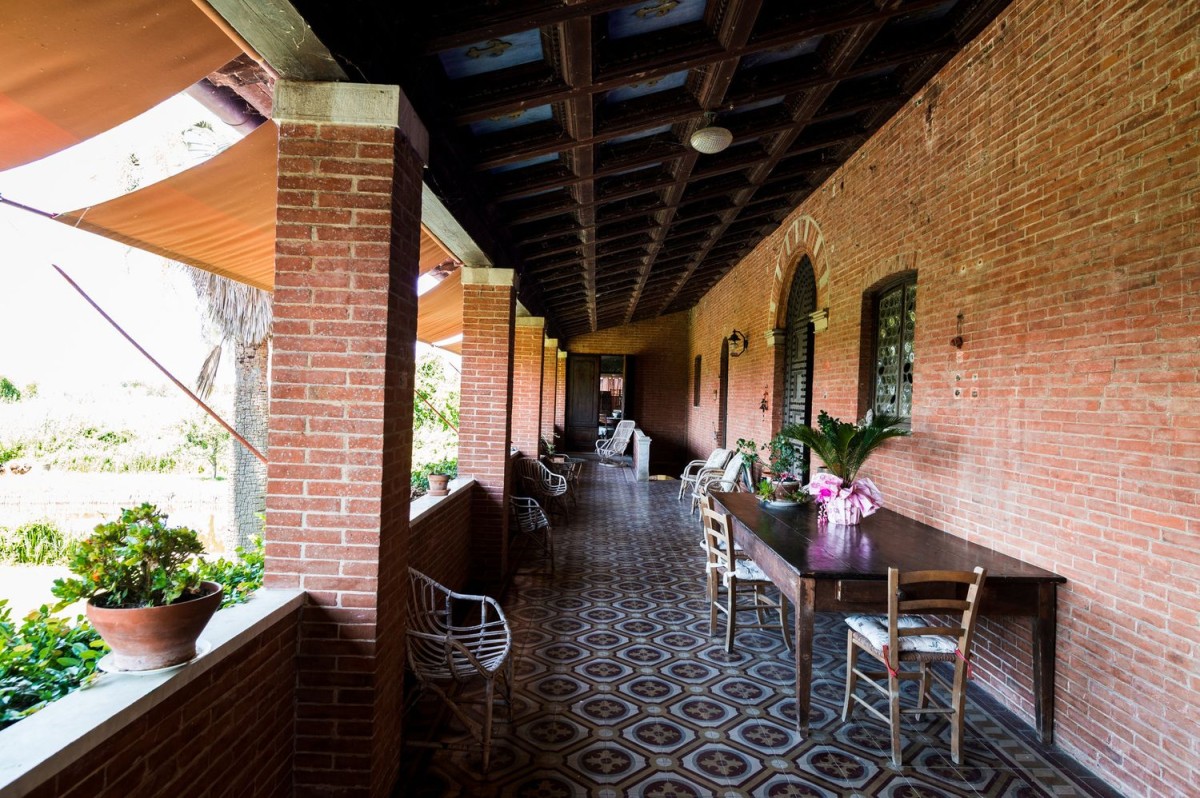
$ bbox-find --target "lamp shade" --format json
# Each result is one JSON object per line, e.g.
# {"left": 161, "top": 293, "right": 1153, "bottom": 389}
{"left": 689, "top": 125, "right": 733, "bottom": 154}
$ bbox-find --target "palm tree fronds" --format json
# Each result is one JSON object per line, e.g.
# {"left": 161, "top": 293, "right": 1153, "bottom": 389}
{"left": 782, "top": 411, "right": 910, "bottom": 484}
{"left": 195, "top": 343, "right": 224, "bottom": 400}
{"left": 187, "top": 268, "right": 272, "bottom": 345}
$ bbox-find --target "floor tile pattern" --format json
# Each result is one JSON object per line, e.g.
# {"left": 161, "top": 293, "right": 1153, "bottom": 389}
{"left": 399, "top": 463, "right": 1118, "bottom": 797}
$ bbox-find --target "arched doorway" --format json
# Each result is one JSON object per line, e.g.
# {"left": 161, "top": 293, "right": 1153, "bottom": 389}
{"left": 783, "top": 256, "right": 816, "bottom": 478}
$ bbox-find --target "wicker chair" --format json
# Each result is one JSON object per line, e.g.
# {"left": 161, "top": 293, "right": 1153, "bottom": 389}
{"left": 595, "top": 419, "right": 636, "bottom": 466}
{"left": 406, "top": 568, "right": 513, "bottom": 772}
{"left": 517, "top": 457, "right": 569, "bottom": 520}
{"left": 842, "top": 566, "right": 987, "bottom": 767}
{"left": 678, "top": 447, "right": 734, "bottom": 500}
{"left": 690, "top": 454, "right": 747, "bottom": 514}
{"left": 510, "top": 496, "right": 554, "bottom": 573}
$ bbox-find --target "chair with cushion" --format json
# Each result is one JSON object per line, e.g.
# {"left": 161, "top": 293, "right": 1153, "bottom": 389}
{"left": 678, "top": 448, "right": 733, "bottom": 501}
{"left": 406, "top": 567, "right": 513, "bottom": 772}
{"left": 595, "top": 419, "right": 636, "bottom": 466}
{"left": 510, "top": 495, "right": 554, "bottom": 573}
{"left": 700, "top": 495, "right": 790, "bottom": 653}
{"left": 842, "top": 566, "right": 987, "bottom": 768}
{"left": 690, "top": 454, "right": 747, "bottom": 514}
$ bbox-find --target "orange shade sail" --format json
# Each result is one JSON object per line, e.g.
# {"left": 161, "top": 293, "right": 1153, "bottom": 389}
{"left": 57, "top": 124, "right": 280, "bottom": 290}
{"left": 416, "top": 270, "right": 464, "bottom": 354}
{"left": 0, "top": 0, "right": 242, "bottom": 171}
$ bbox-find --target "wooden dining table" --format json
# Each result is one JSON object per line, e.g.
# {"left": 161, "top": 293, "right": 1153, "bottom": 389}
{"left": 711, "top": 491, "right": 1066, "bottom": 744}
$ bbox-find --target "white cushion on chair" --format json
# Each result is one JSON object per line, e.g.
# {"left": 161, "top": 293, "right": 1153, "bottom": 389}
{"left": 845, "top": 614, "right": 957, "bottom": 654}
{"left": 725, "top": 557, "right": 770, "bottom": 582}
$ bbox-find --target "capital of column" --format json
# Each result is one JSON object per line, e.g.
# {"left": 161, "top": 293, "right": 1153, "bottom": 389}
{"left": 544, "top": 337, "right": 558, "bottom": 349}
{"left": 765, "top": 328, "right": 786, "bottom": 348}
{"left": 516, "top": 316, "right": 545, "bottom": 329}
{"left": 462, "top": 267, "right": 515, "bottom": 287}
{"left": 274, "top": 80, "right": 428, "bottom": 162}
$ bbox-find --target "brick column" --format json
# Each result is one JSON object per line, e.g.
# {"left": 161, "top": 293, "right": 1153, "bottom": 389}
{"left": 555, "top": 349, "right": 568, "bottom": 446}
{"left": 541, "top": 337, "right": 558, "bottom": 447}
{"left": 457, "top": 268, "right": 516, "bottom": 585}
{"left": 512, "top": 316, "right": 545, "bottom": 456}
{"left": 268, "top": 80, "right": 427, "bottom": 798}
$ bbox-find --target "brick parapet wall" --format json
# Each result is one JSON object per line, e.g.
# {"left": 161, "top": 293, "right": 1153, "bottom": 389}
{"left": 566, "top": 313, "right": 691, "bottom": 471}
{"left": 511, "top": 319, "right": 545, "bottom": 456}
{"left": 409, "top": 484, "right": 474, "bottom": 592}
{"left": 268, "top": 113, "right": 421, "bottom": 796}
{"left": 21, "top": 610, "right": 298, "bottom": 798}
{"left": 686, "top": 1, "right": 1199, "bottom": 795}
{"left": 458, "top": 278, "right": 516, "bottom": 587}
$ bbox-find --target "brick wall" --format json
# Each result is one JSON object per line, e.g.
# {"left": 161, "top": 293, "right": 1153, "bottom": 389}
{"left": 541, "top": 340, "right": 559, "bottom": 446}
{"left": 409, "top": 485, "right": 474, "bottom": 591}
{"left": 566, "top": 312, "right": 692, "bottom": 471}
{"left": 511, "top": 318, "right": 545, "bottom": 456}
{"left": 458, "top": 272, "right": 516, "bottom": 588}
{"left": 26, "top": 612, "right": 298, "bottom": 798}
{"left": 686, "top": 1, "right": 1199, "bottom": 795}
{"left": 554, "top": 352, "right": 567, "bottom": 436}
{"left": 268, "top": 99, "right": 421, "bottom": 796}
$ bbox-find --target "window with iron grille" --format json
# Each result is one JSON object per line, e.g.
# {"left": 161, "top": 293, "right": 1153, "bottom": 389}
{"left": 872, "top": 278, "right": 916, "bottom": 420}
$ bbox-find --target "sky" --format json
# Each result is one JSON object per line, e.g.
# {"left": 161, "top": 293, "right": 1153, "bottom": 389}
{"left": 0, "top": 96, "right": 239, "bottom": 391}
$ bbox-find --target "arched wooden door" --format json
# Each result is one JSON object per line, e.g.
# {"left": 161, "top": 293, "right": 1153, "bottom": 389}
{"left": 783, "top": 256, "right": 816, "bottom": 478}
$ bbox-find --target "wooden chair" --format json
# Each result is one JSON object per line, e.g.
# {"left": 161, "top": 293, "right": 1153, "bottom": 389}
{"left": 510, "top": 496, "right": 554, "bottom": 573}
{"left": 406, "top": 568, "right": 513, "bottom": 772}
{"left": 690, "top": 454, "right": 747, "bottom": 514}
{"left": 842, "top": 566, "right": 987, "bottom": 768}
{"left": 700, "top": 495, "right": 790, "bottom": 653}
{"left": 595, "top": 419, "right": 636, "bottom": 466}
{"left": 678, "top": 447, "right": 733, "bottom": 501}
{"left": 517, "top": 457, "right": 569, "bottom": 520}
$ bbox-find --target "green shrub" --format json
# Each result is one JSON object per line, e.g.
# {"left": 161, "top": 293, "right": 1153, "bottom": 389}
{"left": 412, "top": 457, "right": 458, "bottom": 491}
{"left": 0, "top": 601, "right": 107, "bottom": 729}
{"left": 0, "top": 377, "right": 21, "bottom": 403}
{"left": 0, "top": 440, "right": 23, "bottom": 468}
{"left": 194, "top": 536, "right": 265, "bottom": 608}
{"left": 0, "top": 520, "right": 68, "bottom": 565}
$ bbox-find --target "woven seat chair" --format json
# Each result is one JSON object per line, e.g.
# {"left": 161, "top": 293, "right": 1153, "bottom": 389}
{"left": 842, "top": 566, "right": 987, "bottom": 768}
{"left": 510, "top": 496, "right": 554, "bottom": 573}
{"left": 595, "top": 419, "right": 635, "bottom": 466}
{"left": 678, "top": 447, "right": 733, "bottom": 501}
{"left": 406, "top": 567, "right": 513, "bottom": 772}
{"left": 700, "top": 495, "right": 790, "bottom": 653}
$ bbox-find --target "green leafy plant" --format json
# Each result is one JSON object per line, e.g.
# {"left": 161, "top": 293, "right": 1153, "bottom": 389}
{"left": 756, "top": 479, "right": 775, "bottom": 500}
{"left": 194, "top": 536, "right": 265, "bottom": 609}
{"left": 0, "top": 439, "right": 24, "bottom": 468}
{"left": 0, "top": 377, "right": 21, "bottom": 403}
{"left": 0, "top": 601, "right": 107, "bottom": 729}
{"left": 0, "top": 520, "right": 69, "bottom": 565}
{"left": 411, "top": 457, "right": 458, "bottom": 492}
{"left": 762, "top": 433, "right": 802, "bottom": 480}
{"left": 182, "top": 415, "right": 231, "bottom": 479}
{"left": 782, "top": 411, "right": 910, "bottom": 485}
{"left": 51, "top": 503, "right": 206, "bottom": 609}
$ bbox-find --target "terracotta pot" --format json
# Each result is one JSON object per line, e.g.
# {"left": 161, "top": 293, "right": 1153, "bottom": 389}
{"left": 428, "top": 473, "right": 451, "bottom": 497}
{"left": 87, "top": 581, "right": 223, "bottom": 671}
{"left": 772, "top": 479, "right": 800, "bottom": 500}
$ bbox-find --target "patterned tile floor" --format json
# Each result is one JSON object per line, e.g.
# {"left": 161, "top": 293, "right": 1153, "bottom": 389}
{"left": 398, "top": 462, "right": 1120, "bottom": 798}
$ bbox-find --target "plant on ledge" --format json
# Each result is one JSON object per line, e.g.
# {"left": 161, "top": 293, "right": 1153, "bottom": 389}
{"left": 783, "top": 411, "right": 910, "bottom": 524}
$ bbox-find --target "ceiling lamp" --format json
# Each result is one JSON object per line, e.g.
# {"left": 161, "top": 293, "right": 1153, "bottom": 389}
{"left": 689, "top": 117, "right": 732, "bottom": 154}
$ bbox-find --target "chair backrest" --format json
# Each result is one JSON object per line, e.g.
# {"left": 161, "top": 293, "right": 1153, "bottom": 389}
{"left": 520, "top": 456, "right": 567, "bottom": 496}
{"left": 510, "top": 495, "right": 550, "bottom": 533}
{"left": 886, "top": 566, "right": 987, "bottom": 666}
{"left": 407, "top": 567, "right": 511, "bottom": 678}
{"left": 601, "top": 419, "right": 636, "bottom": 453}
{"left": 700, "top": 495, "right": 736, "bottom": 572}
{"left": 704, "top": 448, "right": 733, "bottom": 470}
{"left": 718, "top": 454, "right": 746, "bottom": 488}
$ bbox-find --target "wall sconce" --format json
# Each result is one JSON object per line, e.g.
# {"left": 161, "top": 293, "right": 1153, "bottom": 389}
{"left": 951, "top": 313, "right": 964, "bottom": 349}
{"left": 728, "top": 329, "right": 748, "bottom": 357}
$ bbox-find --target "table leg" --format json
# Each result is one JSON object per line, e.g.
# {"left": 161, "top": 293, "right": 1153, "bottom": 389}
{"left": 795, "top": 577, "right": 815, "bottom": 736}
{"left": 1032, "top": 581, "right": 1057, "bottom": 744}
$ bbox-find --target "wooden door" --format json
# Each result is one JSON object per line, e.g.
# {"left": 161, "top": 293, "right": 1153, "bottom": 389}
{"left": 783, "top": 256, "right": 816, "bottom": 478}
{"left": 565, "top": 354, "right": 600, "bottom": 451}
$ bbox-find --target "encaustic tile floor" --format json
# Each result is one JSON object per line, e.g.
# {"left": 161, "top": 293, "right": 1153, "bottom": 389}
{"left": 398, "top": 462, "right": 1119, "bottom": 798}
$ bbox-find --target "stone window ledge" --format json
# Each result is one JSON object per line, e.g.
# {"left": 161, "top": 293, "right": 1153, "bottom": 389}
{"left": 409, "top": 476, "right": 475, "bottom": 523}
{"left": 0, "top": 588, "right": 305, "bottom": 797}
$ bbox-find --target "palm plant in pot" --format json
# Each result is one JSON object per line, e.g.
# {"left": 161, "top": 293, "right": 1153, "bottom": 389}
{"left": 52, "top": 503, "right": 222, "bottom": 671}
{"left": 783, "top": 411, "right": 910, "bottom": 524}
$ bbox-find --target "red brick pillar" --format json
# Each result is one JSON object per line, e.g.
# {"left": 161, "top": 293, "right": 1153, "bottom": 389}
{"left": 512, "top": 317, "right": 545, "bottom": 456}
{"left": 555, "top": 349, "right": 568, "bottom": 445}
{"left": 268, "top": 81, "right": 426, "bottom": 798}
{"left": 457, "top": 268, "right": 516, "bottom": 584}
{"left": 541, "top": 337, "right": 558, "bottom": 448}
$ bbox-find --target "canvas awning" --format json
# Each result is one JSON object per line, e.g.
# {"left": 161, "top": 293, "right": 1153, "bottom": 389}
{"left": 0, "top": 0, "right": 242, "bottom": 171}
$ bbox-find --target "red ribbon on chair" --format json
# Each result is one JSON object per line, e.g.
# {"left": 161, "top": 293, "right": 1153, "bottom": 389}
{"left": 880, "top": 645, "right": 900, "bottom": 679}
{"left": 955, "top": 647, "right": 973, "bottom": 679}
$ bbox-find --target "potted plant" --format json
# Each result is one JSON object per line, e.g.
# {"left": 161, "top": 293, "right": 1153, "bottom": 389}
{"left": 783, "top": 411, "right": 910, "bottom": 524}
{"left": 427, "top": 473, "right": 451, "bottom": 496}
{"left": 52, "top": 503, "right": 222, "bottom": 671}
{"left": 762, "top": 433, "right": 803, "bottom": 498}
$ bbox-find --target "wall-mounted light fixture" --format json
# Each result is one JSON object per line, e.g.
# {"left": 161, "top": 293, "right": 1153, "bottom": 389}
{"left": 951, "top": 312, "right": 964, "bottom": 349}
{"left": 728, "top": 329, "right": 748, "bottom": 357}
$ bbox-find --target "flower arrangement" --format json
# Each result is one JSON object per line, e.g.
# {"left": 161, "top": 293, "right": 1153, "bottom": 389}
{"left": 782, "top": 411, "right": 909, "bottom": 524}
